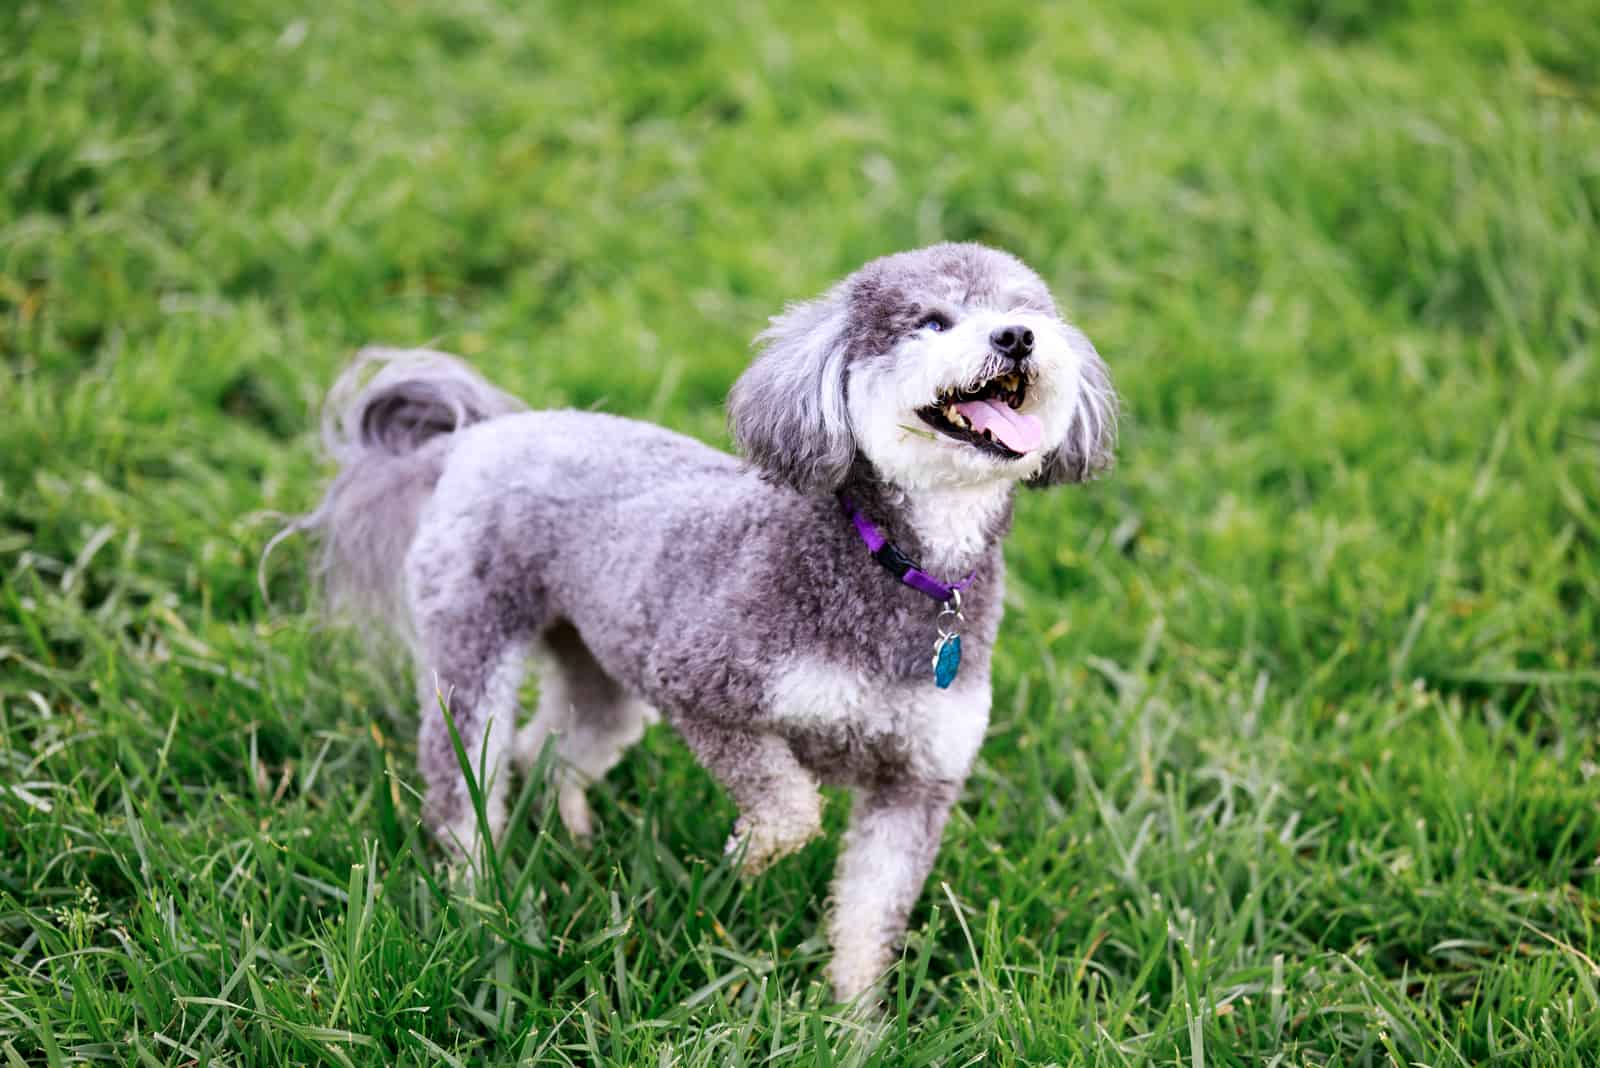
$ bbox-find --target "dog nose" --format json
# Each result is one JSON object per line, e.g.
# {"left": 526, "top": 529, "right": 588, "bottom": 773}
{"left": 990, "top": 325, "right": 1034, "bottom": 360}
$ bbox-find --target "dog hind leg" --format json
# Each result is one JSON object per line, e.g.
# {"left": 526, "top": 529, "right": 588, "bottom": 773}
{"left": 413, "top": 639, "right": 530, "bottom": 864}
{"left": 514, "top": 622, "right": 656, "bottom": 841}
{"left": 409, "top": 544, "right": 545, "bottom": 864}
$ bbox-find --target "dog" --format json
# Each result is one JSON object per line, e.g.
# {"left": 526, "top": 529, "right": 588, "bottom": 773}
{"left": 293, "top": 242, "right": 1116, "bottom": 1000}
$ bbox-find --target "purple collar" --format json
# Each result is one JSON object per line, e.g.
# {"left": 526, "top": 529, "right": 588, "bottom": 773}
{"left": 837, "top": 493, "right": 975, "bottom": 604}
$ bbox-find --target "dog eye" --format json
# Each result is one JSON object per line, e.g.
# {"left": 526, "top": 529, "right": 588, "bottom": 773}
{"left": 917, "top": 313, "right": 950, "bottom": 333}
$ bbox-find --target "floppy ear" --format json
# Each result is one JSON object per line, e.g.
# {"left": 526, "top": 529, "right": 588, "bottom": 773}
{"left": 1027, "top": 329, "right": 1118, "bottom": 488}
{"left": 728, "top": 293, "right": 855, "bottom": 494}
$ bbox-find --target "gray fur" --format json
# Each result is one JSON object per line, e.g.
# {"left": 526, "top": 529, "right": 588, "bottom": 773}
{"left": 278, "top": 348, "right": 525, "bottom": 644}
{"left": 729, "top": 294, "right": 855, "bottom": 493}
{"left": 1027, "top": 327, "right": 1118, "bottom": 487}
{"left": 294, "top": 244, "right": 1116, "bottom": 1002}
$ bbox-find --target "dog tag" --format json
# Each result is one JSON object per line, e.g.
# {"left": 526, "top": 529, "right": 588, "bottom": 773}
{"left": 932, "top": 632, "right": 961, "bottom": 689}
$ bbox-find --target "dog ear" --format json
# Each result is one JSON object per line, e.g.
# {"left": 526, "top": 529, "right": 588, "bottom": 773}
{"left": 1027, "top": 330, "right": 1117, "bottom": 488}
{"left": 729, "top": 294, "right": 855, "bottom": 494}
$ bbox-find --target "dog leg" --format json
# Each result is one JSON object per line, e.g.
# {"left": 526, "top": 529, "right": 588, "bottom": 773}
{"left": 414, "top": 645, "right": 525, "bottom": 864}
{"left": 826, "top": 779, "right": 960, "bottom": 1002}
{"left": 676, "top": 721, "right": 823, "bottom": 875}
{"left": 514, "top": 622, "right": 656, "bottom": 842}
{"left": 408, "top": 539, "right": 544, "bottom": 864}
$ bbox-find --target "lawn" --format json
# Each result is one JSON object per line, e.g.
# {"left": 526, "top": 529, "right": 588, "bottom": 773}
{"left": 3, "top": 0, "right": 1599, "bottom": 1063}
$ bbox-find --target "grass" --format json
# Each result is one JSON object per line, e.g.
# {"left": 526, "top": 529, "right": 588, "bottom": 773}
{"left": 2, "top": 0, "right": 1599, "bottom": 1062}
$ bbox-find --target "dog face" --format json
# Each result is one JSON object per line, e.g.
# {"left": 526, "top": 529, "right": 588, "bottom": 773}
{"left": 730, "top": 243, "right": 1115, "bottom": 494}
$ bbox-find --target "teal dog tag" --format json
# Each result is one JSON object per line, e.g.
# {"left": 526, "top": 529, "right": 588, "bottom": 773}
{"left": 933, "top": 633, "right": 961, "bottom": 689}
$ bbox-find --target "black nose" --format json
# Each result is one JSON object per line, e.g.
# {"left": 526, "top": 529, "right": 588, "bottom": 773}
{"left": 990, "top": 324, "right": 1034, "bottom": 360}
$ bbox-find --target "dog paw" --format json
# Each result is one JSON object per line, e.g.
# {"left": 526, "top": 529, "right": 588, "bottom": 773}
{"left": 557, "top": 781, "right": 595, "bottom": 844}
{"left": 428, "top": 802, "right": 495, "bottom": 868}
{"left": 827, "top": 947, "right": 891, "bottom": 1004}
{"left": 724, "top": 797, "right": 823, "bottom": 875}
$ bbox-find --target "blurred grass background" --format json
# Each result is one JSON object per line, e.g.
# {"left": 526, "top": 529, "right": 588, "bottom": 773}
{"left": 2, "top": 0, "right": 1598, "bottom": 1063}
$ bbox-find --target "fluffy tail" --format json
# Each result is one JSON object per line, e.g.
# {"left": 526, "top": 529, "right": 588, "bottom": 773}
{"left": 264, "top": 347, "right": 525, "bottom": 644}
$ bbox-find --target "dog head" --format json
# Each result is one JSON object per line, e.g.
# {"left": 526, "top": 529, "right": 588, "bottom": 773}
{"left": 729, "top": 243, "right": 1116, "bottom": 494}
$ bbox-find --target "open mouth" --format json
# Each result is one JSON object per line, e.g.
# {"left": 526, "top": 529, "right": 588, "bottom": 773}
{"left": 916, "top": 371, "right": 1043, "bottom": 458}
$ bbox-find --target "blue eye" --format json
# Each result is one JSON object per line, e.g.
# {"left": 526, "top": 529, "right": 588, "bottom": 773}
{"left": 918, "top": 314, "right": 949, "bottom": 333}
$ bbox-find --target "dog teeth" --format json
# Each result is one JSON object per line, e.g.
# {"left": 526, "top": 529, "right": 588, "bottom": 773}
{"left": 934, "top": 373, "right": 1025, "bottom": 422}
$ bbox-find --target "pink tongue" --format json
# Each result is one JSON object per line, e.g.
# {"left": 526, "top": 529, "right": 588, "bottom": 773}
{"left": 953, "top": 398, "right": 1043, "bottom": 454}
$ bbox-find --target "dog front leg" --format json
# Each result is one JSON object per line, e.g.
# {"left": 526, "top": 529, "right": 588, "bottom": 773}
{"left": 676, "top": 721, "right": 824, "bottom": 874}
{"left": 826, "top": 779, "right": 960, "bottom": 1002}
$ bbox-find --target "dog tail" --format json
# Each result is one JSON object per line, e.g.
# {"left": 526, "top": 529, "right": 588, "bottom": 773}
{"left": 264, "top": 347, "right": 525, "bottom": 645}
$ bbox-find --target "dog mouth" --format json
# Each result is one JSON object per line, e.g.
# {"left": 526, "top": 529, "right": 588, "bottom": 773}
{"left": 916, "top": 371, "right": 1043, "bottom": 457}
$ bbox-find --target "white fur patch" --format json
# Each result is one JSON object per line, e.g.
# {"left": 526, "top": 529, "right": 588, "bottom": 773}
{"left": 765, "top": 657, "right": 990, "bottom": 781}
{"left": 904, "top": 481, "right": 1012, "bottom": 573}
{"left": 846, "top": 307, "right": 1086, "bottom": 497}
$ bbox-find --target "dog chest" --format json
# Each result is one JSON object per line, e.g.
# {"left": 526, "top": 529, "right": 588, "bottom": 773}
{"left": 764, "top": 656, "right": 990, "bottom": 783}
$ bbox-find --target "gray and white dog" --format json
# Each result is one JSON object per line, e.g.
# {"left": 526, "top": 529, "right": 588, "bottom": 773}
{"left": 298, "top": 243, "right": 1115, "bottom": 1000}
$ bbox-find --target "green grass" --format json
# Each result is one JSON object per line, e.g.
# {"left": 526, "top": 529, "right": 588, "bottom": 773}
{"left": 3, "top": 0, "right": 1599, "bottom": 1062}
